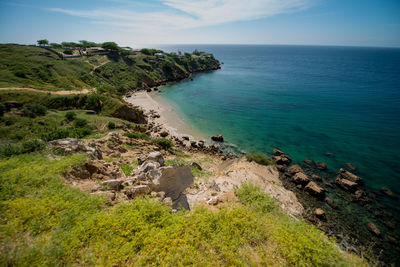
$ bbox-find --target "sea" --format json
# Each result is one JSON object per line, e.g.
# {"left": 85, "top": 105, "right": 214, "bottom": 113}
{"left": 152, "top": 44, "right": 400, "bottom": 262}
{"left": 156, "top": 44, "right": 400, "bottom": 194}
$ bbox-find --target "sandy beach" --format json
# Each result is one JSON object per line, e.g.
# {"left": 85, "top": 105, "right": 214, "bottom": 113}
{"left": 124, "top": 91, "right": 206, "bottom": 141}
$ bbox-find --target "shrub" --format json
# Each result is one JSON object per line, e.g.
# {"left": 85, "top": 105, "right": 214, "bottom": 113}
{"left": 0, "top": 103, "right": 5, "bottom": 117}
{"left": 63, "top": 49, "right": 73, "bottom": 55}
{"left": 123, "top": 132, "right": 150, "bottom": 140}
{"left": 25, "top": 103, "right": 47, "bottom": 116}
{"left": 119, "top": 164, "right": 134, "bottom": 176}
{"left": 246, "top": 153, "right": 274, "bottom": 166}
{"left": 153, "top": 138, "right": 173, "bottom": 149}
{"left": 65, "top": 111, "right": 76, "bottom": 121}
{"left": 107, "top": 121, "right": 115, "bottom": 129}
{"left": 21, "top": 139, "right": 45, "bottom": 153}
{"left": 74, "top": 118, "right": 87, "bottom": 127}
{"left": 235, "top": 182, "right": 277, "bottom": 213}
{"left": 0, "top": 139, "right": 45, "bottom": 158}
{"left": 74, "top": 126, "right": 92, "bottom": 138}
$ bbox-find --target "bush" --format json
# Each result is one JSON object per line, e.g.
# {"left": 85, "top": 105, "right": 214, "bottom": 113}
{"left": 74, "top": 118, "right": 87, "bottom": 127}
{"left": 153, "top": 138, "right": 173, "bottom": 149}
{"left": 246, "top": 153, "right": 274, "bottom": 166}
{"left": 235, "top": 183, "right": 276, "bottom": 213}
{"left": 74, "top": 126, "right": 92, "bottom": 138}
{"left": 0, "top": 103, "right": 5, "bottom": 117}
{"left": 107, "top": 121, "right": 115, "bottom": 129}
{"left": 21, "top": 139, "right": 45, "bottom": 153}
{"left": 65, "top": 111, "right": 76, "bottom": 121}
{"left": 123, "top": 132, "right": 150, "bottom": 140}
{"left": 0, "top": 139, "right": 45, "bottom": 158}
{"left": 63, "top": 49, "right": 73, "bottom": 55}
{"left": 25, "top": 103, "right": 47, "bottom": 116}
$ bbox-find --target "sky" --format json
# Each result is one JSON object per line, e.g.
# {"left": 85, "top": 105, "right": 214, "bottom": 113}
{"left": 0, "top": 0, "right": 399, "bottom": 47}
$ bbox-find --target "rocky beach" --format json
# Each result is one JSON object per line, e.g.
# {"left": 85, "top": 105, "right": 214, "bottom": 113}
{"left": 123, "top": 85, "right": 400, "bottom": 264}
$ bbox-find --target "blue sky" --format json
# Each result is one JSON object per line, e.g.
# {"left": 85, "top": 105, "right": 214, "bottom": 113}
{"left": 0, "top": 0, "right": 399, "bottom": 47}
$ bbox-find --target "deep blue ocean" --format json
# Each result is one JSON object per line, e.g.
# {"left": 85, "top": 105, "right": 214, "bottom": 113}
{"left": 157, "top": 45, "right": 400, "bottom": 193}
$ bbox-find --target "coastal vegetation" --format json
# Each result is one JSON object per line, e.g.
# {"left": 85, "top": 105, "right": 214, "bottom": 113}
{"left": 0, "top": 152, "right": 363, "bottom": 266}
{"left": 0, "top": 43, "right": 367, "bottom": 266}
{"left": 0, "top": 43, "right": 220, "bottom": 95}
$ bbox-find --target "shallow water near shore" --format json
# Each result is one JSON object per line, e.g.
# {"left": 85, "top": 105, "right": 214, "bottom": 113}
{"left": 156, "top": 45, "right": 400, "bottom": 192}
{"left": 152, "top": 44, "right": 400, "bottom": 263}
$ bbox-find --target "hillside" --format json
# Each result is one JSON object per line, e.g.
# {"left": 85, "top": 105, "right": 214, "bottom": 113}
{"left": 0, "top": 44, "right": 220, "bottom": 94}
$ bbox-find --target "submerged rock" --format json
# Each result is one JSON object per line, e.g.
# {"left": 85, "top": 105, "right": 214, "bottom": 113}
{"left": 325, "top": 197, "right": 338, "bottom": 209}
{"left": 335, "top": 178, "right": 358, "bottom": 192}
{"left": 344, "top": 163, "right": 357, "bottom": 172}
{"left": 380, "top": 187, "right": 397, "bottom": 199}
{"left": 315, "top": 161, "right": 327, "bottom": 170}
{"left": 365, "top": 222, "right": 381, "bottom": 237}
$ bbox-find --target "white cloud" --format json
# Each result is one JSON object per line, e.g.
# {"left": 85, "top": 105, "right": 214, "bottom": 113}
{"left": 48, "top": 0, "right": 312, "bottom": 32}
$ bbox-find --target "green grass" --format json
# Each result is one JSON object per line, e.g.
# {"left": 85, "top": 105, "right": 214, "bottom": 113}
{"left": 246, "top": 153, "right": 275, "bottom": 166}
{"left": 119, "top": 164, "right": 134, "bottom": 176}
{"left": 123, "top": 132, "right": 150, "bottom": 140}
{"left": 0, "top": 153, "right": 364, "bottom": 266}
{"left": 0, "top": 44, "right": 220, "bottom": 95}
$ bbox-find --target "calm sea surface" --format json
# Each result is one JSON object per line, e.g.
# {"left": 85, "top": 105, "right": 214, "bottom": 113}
{"left": 157, "top": 45, "right": 400, "bottom": 192}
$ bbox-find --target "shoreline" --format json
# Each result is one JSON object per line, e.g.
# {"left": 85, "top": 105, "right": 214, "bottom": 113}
{"left": 124, "top": 90, "right": 207, "bottom": 142}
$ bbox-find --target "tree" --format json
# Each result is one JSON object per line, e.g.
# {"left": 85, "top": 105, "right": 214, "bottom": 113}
{"left": 50, "top": 43, "right": 62, "bottom": 48}
{"left": 101, "top": 42, "right": 119, "bottom": 51}
{"left": 37, "top": 39, "right": 49, "bottom": 46}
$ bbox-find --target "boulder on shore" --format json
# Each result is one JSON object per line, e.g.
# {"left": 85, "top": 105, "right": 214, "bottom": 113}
{"left": 211, "top": 134, "right": 224, "bottom": 142}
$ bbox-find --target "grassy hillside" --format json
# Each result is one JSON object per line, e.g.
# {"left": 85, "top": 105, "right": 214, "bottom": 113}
{"left": 0, "top": 153, "right": 364, "bottom": 266}
{"left": 0, "top": 44, "right": 220, "bottom": 95}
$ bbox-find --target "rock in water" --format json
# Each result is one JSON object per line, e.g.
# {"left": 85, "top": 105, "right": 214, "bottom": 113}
{"left": 344, "top": 163, "right": 357, "bottom": 172}
{"left": 305, "top": 181, "right": 325, "bottom": 199}
{"left": 315, "top": 161, "right": 327, "bottom": 170}
{"left": 287, "top": 164, "right": 304, "bottom": 175}
{"left": 273, "top": 149, "right": 285, "bottom": 156}
{"left": 365, "top": 222, "right": 381, "bottom": 237}
{"left": 314, "top": 208, "right": 326, "bottom": 219}
{"left": 211, "top": 134, "right": 224, "bottom": 142}
{"left": 293, "top": 172, "right": 309, "bottom": 185}
{"left": 337, "top": 168, "right": 362, "bottom": 184}
{"left": 380, "top": 187, "right": 397, "bottom": 199}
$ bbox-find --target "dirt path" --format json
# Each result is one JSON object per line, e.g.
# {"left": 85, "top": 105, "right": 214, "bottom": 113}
{"left": 89, "top": 60, "right": 110, "bottom": 74}
{"left": 0, "top": 87, "right": 93, "bottom": 95}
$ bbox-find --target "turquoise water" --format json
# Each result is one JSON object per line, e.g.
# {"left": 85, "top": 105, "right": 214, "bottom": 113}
{"left": 157, "top": 45, "right": 400, "bottom": 193}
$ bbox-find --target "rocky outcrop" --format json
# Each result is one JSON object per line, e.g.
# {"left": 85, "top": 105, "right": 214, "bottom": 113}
{"left": 49, "top": 138, "right": 102, "bottom": 159}
{"left": 113, "top": 104, "right": 147, "bottom": 124}
{"left": 344, "top": 163, "right": 357, "bottom": 172}
{"left": 211, "top": 134, "right": 224, "bottom": 142}
{"left": 335, "top": 168, "right": 362, "bottom": 192}
{"left": 305, "top": 181, "right": 325, "bottom": 199}
{"left": 293, "top": 172, "right": 309, "bottom": 185}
